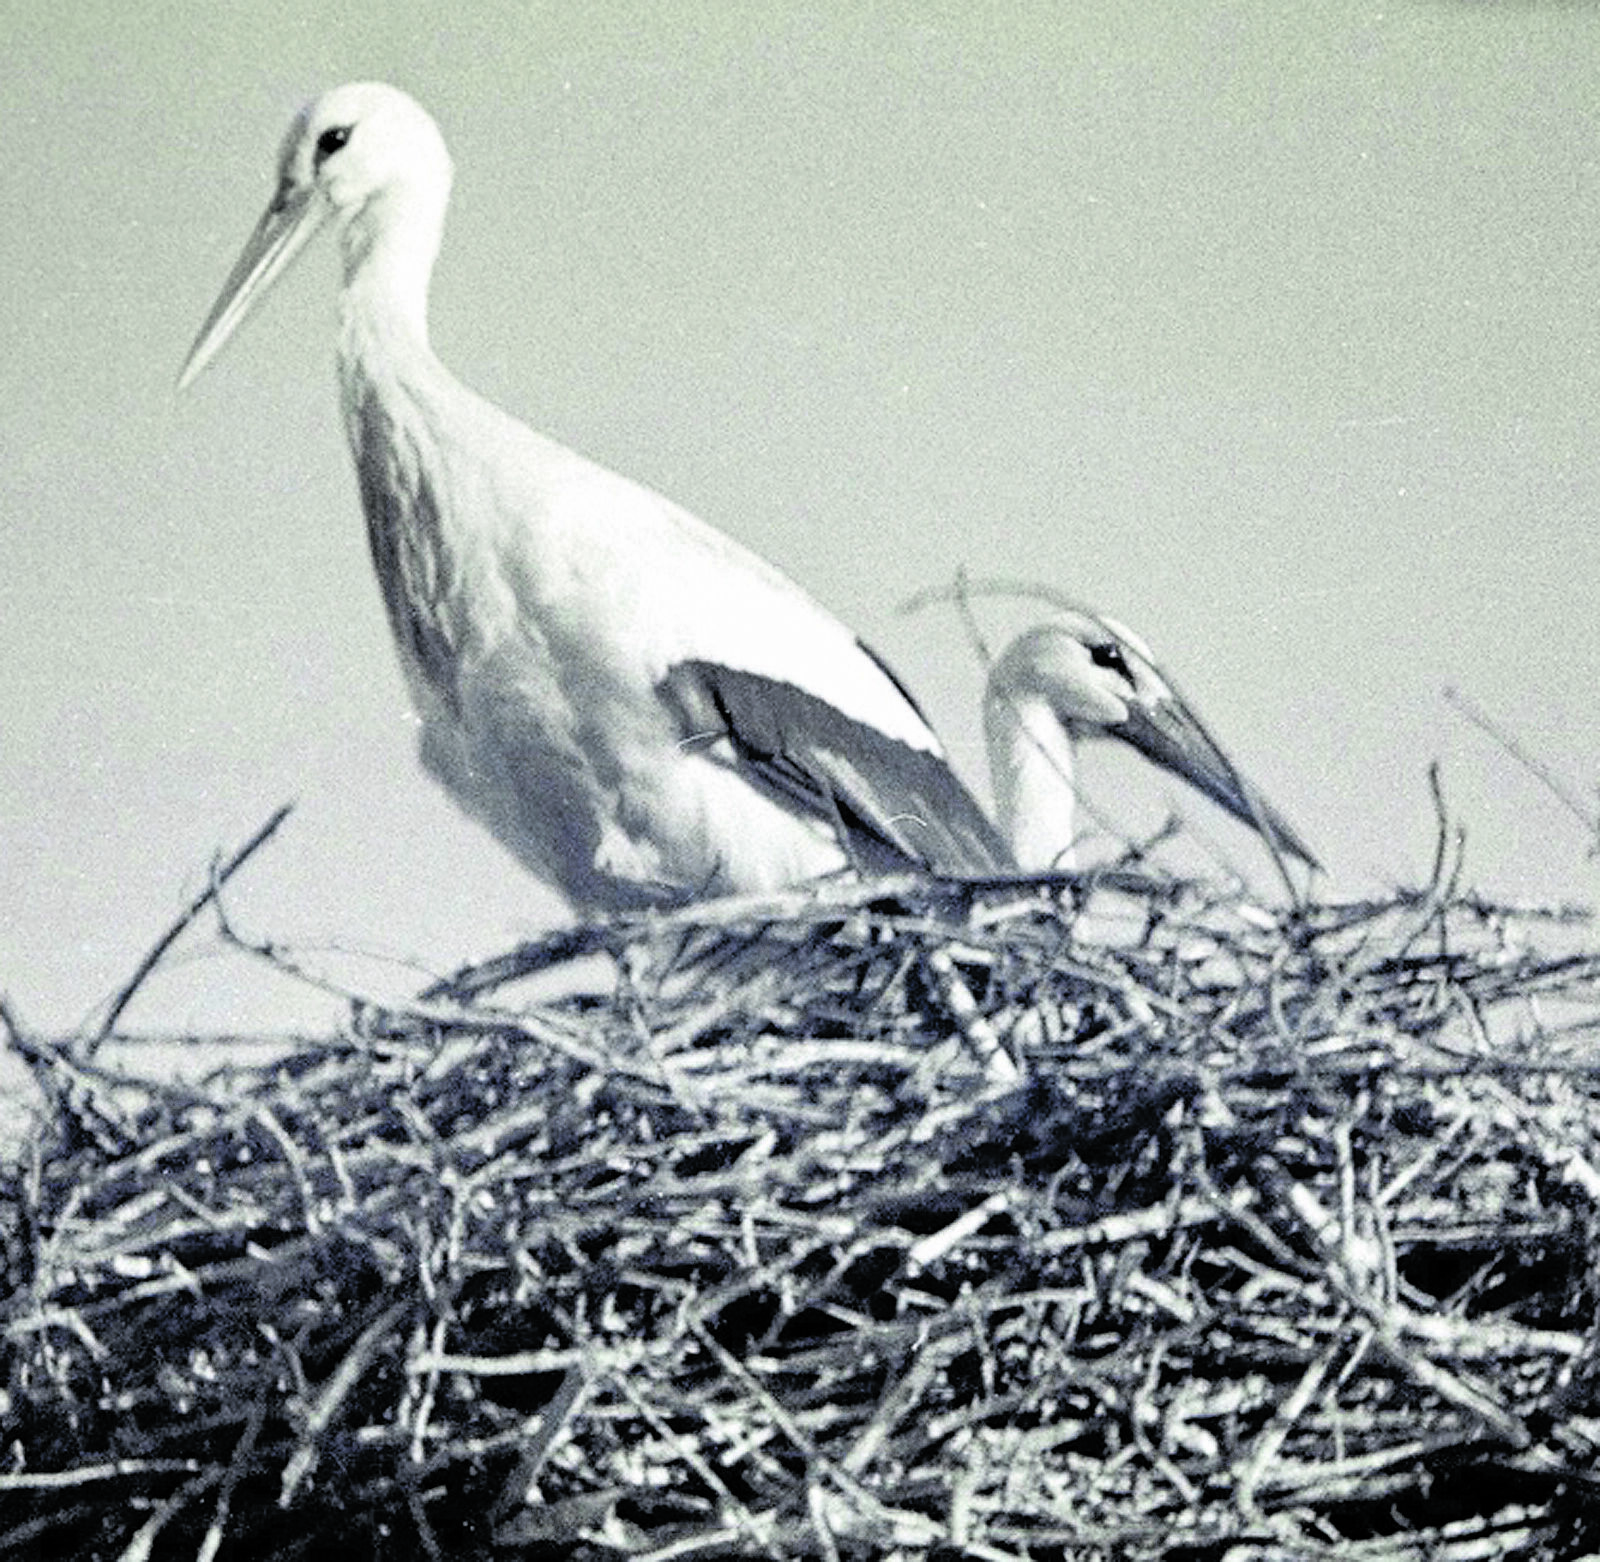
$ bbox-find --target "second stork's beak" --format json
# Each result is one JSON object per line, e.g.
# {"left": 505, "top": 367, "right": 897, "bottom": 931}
{"left": 1115, "top": 694, "right": 1321, "bottom": 870}
{"left": 179, "top": 181, "right": 323, "bottom": 389}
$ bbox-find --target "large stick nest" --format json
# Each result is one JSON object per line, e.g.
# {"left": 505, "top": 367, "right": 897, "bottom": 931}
{"left": 6, "top": 856, "right": 1600, "bottom": 1560}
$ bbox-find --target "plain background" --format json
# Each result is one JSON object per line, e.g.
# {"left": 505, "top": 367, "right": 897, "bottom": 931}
{"left": 4, "top": 1, "right": 1598, "bottom": 1045}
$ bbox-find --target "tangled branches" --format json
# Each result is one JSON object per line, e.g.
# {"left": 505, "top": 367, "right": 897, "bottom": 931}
{"left": 5, "top": 866, "right": 1600, "bottom": 1559}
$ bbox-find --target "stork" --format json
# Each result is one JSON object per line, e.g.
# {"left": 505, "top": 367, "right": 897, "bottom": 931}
{"left": 983, "top": 608, "right": 1319, "bottom": 872}
{"left": 180, "top": 82, "right": 1010, "bottom": 912}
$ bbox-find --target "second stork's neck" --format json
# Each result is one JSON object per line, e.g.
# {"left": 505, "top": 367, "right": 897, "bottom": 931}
{"left": 986, "top": 688, "right": 1082, "bottom": 872}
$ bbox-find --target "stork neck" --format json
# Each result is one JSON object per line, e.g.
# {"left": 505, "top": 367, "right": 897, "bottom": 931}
{"left": 333, "top": 230, "right": 466, "bottom": 721}
{"left": 336, "top": 197, "right": 444, "bottom": 372}
{"left": 986, "top": 688, "right": 1080, "bottom": 872}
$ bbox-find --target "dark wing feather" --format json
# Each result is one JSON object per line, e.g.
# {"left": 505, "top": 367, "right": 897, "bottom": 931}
{"left": 660, "top": 658, "right": 1013, "bottom": 876}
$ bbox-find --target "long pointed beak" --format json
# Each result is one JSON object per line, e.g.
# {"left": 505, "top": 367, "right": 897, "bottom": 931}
{"left": 1115, "top": 696, "right": 1321, "bottom": 870}
{"left": 178, "top": 182, "right": 323, "bottom": 389}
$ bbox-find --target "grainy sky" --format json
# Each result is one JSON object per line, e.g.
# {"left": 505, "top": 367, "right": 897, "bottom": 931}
{"left": 5, "top": 1, "right": 1599, "bottom": 1039}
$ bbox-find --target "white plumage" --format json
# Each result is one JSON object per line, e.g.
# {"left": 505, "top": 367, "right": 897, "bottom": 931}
{"left": 181, "top": 83, "right": 1009, "bottom": 912}
{"left": 983, "top": 609, "right": 1319, "bottom": 872}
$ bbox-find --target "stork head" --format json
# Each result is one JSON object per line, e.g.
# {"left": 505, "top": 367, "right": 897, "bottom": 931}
{"left": 987, "top": 610, "right": 1320, "bottom": 869}
{"left": 179, "top": 82, "right": 453, "bottom": 387}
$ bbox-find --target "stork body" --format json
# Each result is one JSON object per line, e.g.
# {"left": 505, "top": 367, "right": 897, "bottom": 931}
{"left": 182, "top": 83, "right": 1009, "bottom": 912}
{"left": 983, "top": 611, "right": 1319, "bottom": 872}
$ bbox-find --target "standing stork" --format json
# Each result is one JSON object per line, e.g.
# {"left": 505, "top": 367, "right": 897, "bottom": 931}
{"left": 180, "top": 82, "right": 1010, "bottom": 912}
{"left": 984, "top": 609, "right": 1319, "bottom": 872}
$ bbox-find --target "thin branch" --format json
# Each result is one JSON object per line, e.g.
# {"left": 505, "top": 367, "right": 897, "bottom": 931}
{"left": 1445, "top": 684, "right": 1600, "bottom": 854}
{"left": 87, "top": 802, "right": 295, "bottom": 1053}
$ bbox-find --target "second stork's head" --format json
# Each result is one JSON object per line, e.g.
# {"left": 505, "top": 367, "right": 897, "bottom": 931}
{"left": 984, "top": 609, "right": 1319, "bottom": 873}
{"left": 180, "top": 82, "right": 453, "bottom": 387}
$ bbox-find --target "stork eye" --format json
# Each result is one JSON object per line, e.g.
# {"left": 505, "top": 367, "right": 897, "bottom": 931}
{"left": 1090, "top": 641, "right": 1132, "bottom": 681}
{"left": 314, "top": 125, "right": 352, "bottom": 164}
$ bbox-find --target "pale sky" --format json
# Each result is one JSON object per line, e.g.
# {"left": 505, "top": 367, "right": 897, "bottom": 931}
{"left": 5, "top": 2, "right": 1599, "bottom": 1040}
